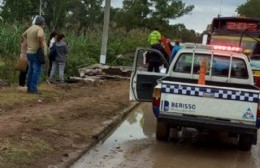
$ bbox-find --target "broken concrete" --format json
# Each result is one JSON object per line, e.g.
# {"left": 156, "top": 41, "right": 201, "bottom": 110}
{"left": 72, "top": 64, "right": 132, "bottom": 82}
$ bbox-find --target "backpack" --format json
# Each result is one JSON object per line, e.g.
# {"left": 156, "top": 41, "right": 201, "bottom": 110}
{"left": 49, "top": 43, "right": 57, "bottom": 61}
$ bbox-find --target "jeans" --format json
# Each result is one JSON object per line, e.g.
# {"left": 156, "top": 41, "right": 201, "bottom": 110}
{"left": 27, "top": 53, "right": 42, "bottom": 93}
{"left": 49, "top": 61, "right": 65, "bottom": 83}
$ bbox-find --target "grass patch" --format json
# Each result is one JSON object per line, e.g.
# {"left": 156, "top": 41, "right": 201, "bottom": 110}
{"left": 32, "top": 115, "right": 57, "bottom": 128}
{"left": 0, "top": 87, "right": 37, "bottom": 110}
{"left": 77, "top": 130, "right": 90, "bottom": 138}
{"left": 0, "top": 83, "right": 77, "bottom": 111}
{"left": 0, "top": 137, "right": 53, "bottom": 167}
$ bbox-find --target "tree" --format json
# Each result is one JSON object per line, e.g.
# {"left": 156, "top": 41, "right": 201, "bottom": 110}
{"left": 0, "top": 0, "right": 104, "bottom": 32}
{"left": 67, "top": 0, "right": 104, "bottom": 33}
{"left": 237, "top": 0, "right": 260, "bottom": 18}
{"left": 112, "top": 0, "right": 194, "bottom": 30}
{"left": 0, "top": 0, "right": 37, "bottom": 23}
{"left": 112, "top": 0, "right": 151, "bottom": 29}
{"left": 166, "top": 24, "right": 198, "bottom": 42}
{"left": 0, "top": 0, "right": 67, "bottom": 30}
{"left": 42, "top": 0, "right": 69, "bottom": 31}
{"left": 150, "top": 0, "right": 194, "bottom": 23}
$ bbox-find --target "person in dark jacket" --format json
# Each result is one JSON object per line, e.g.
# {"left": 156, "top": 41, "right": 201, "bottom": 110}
{"left": 47, "top": 31, "right": 58, "bottom": 77}
{"left": 49, "top": 34, "right": 68, "bottom": 83}
{"left": 146, "top": 43, "right": 168, "bottom": 72}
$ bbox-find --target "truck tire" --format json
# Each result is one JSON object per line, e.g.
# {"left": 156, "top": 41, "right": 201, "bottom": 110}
{"left": 238, "top": 135, "right": 252, "bottom": 151}
{"left": 156, "top": 120, "right": 169, "bottom": 141}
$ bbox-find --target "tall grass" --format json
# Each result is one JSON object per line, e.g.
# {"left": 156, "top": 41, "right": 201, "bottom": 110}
{"left": 0, "top": 24, "right": 24, "bottom": 82}
{"left": 0, "top": 24, "right": 149, "bottom": 83}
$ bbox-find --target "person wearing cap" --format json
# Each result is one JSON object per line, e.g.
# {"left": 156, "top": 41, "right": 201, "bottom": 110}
{"left": 22, "top": 15, "right": 47, "bottom": 94}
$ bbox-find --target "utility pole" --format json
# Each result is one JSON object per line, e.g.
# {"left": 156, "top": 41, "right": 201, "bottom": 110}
{"left": 39, "top": 0, "right": 42, "bottom": 15}
{"left": 99, "top": 0, "right": 111, "bottom": 64}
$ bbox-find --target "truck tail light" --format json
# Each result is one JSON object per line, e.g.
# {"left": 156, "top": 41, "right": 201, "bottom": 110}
{"left": 254, "top": 75, "right": 260, "bottom": 88}
{"left": 152, "top": 88, "right": 161, "bottom": 118}
{"left": 152, "top": 88, "right": 161, "bottom": 107}
{"left": 256, "top": 101, "right": 260, "bottom": 128}
{"left": 152, "top": 97, "right": 160, "bottom": 107}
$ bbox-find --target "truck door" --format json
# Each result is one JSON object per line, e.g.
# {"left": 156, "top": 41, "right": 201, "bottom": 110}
{"left": 130, "top": 48, "right": 169, "bottom": 101}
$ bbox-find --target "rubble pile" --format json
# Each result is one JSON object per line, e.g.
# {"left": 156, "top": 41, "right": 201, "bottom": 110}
{"left": 68, "top": 64, "right": 132, "bottom": 83}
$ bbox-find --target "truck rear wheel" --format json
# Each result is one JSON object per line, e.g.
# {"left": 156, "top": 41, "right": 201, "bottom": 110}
{"left": 156, "top": 120, "right": 169, "bottom": 141}
{"left": 238, "top": 135, "right": 252, "bottom": 151}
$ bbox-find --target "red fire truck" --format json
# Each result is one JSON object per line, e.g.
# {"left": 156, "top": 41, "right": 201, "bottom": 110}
{"left": 206, "top": 17, "right": 260, "bottom": 86}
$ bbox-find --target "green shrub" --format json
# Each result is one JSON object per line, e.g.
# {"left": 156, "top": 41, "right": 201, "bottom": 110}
{"left": 0, "top": 24, "right": 149, "bottom": 83}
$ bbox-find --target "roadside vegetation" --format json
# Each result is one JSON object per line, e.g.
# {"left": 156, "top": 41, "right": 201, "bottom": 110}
{"left": 0, "top": 0, "right": 199, "bottom": 83}
{"left": 0, "top": 24, "right": 150, "bottom": 83}
{"left": 0, "top": 0, "right": 257, "bottom": 83}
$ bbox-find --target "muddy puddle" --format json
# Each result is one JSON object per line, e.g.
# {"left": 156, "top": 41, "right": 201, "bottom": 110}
{"left": 71, "top": 103, "right": 260, "bottom": 168}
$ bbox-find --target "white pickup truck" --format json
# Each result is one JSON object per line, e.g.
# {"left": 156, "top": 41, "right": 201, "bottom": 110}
{"left": 130, "top": 44, "right": 260, "bottom": 151}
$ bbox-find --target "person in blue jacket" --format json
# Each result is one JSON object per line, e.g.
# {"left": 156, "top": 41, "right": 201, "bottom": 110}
{"left": 170, "top": 41, "right": 181, "bottom": 62}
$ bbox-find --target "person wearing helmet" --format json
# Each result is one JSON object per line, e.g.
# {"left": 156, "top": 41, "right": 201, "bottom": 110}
{"left": 22, "top": 15, "right": 47, "bottom": 94}
{"left": 148, "top": 27, "right": 161, "bottom": 46}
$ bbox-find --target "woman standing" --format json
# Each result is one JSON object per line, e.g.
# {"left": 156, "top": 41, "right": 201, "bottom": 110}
{"left": 47, "top": 31, "right": 58, "bottom": 77}
{"left": 49, "top": 34, "right": 68, "bottom": 83}
{"left": 17, "top": 39, "right": 28, "bottom": 91}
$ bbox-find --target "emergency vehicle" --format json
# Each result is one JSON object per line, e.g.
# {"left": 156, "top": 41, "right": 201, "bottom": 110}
{"left": 206, "top": 16, "right": 260, "bottom": 87}
{"left": 130, "top": 43, "right": 260, "bottom": 151}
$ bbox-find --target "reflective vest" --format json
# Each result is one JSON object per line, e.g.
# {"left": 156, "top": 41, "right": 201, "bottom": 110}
{"left": 148, "top": 31, "right": 161, "bottom": 45}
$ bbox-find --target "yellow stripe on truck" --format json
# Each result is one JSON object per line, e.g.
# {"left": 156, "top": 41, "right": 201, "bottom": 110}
{"left": 253, "top": 70, "right": 260, "bottom": 77}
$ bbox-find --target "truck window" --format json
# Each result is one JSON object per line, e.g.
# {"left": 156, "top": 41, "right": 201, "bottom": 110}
{"left": 193, "top": 54, "right": 211, "bottom": 74}
{"left": 173, "top": 53, "right": 248, "bottom": 79}
{"left": 135, "top": 49, "right": 167, "bottom": 73}
{"left": 212, "top": 56, "right": 248, "bottom": 79}
{"left": 173, "top": 53, "right": 193, "bottom": 73}
{"left": 231, "top": 58, "right": 249, "bottom": 79}
{"left": 136, "top": 50, "right": 148, "bottom": 71}
{"left": 212, "top": 56, "right": 230, "bottom": 77}
{"left": 173, "top": 53, "right": 211, "bottom": 74}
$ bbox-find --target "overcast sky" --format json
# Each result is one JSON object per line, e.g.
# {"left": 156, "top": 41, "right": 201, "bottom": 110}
{"left": 111, "top": 0, "right": 247, "bottom": 33}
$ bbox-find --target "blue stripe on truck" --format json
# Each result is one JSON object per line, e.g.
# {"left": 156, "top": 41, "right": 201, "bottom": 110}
{"left": 161, "top": 83, "right": 259, "bottom": 103}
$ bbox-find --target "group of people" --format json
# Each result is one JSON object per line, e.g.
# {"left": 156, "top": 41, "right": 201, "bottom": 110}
{"left": 146, "top": 28, "right": 181, "bottom": 72}
{"left": 17, "top": 23, "right": 176, "bottom": 93}
{"left": 17, "top": 16, "right": 69, "bottom": 94}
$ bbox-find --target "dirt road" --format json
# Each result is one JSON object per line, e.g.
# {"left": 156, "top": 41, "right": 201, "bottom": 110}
{"left": 0, "top": 80, "right": 130, "bottom": 168}
{"left": 72, "top": 103, "right": 260, "bottom": 168}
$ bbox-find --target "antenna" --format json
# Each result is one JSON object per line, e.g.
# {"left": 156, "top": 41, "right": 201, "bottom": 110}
{"left": 219, "top": 0, "right": 222, "bottom": 17}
